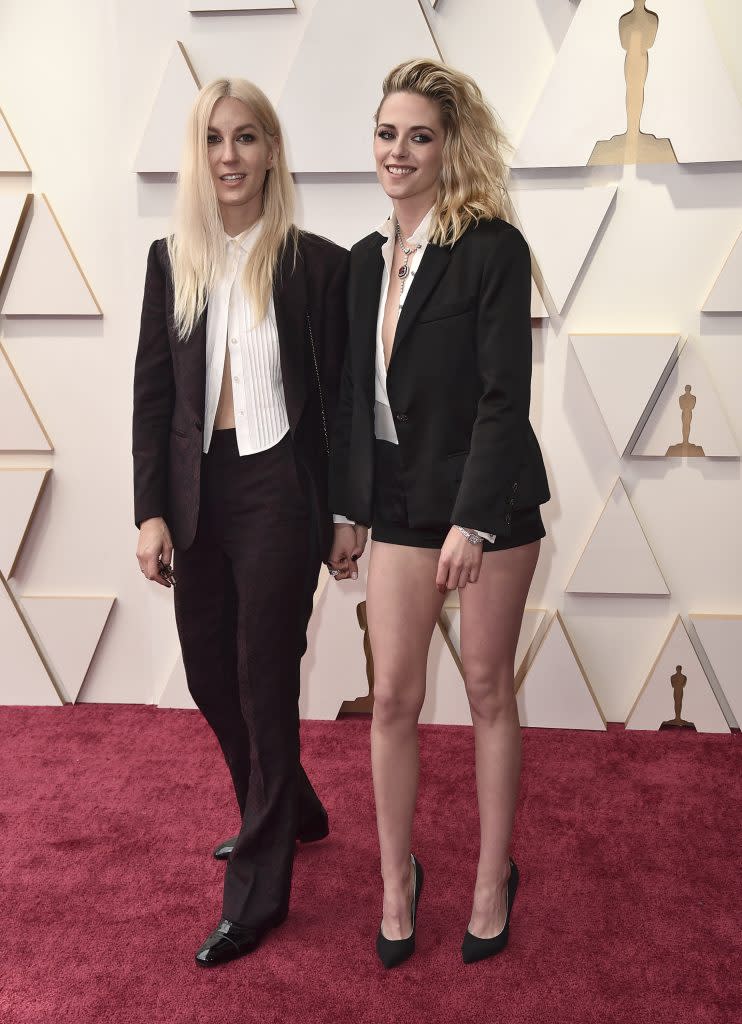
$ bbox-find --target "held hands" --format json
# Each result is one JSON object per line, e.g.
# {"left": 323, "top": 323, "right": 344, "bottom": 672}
{"left": 436, "top": 526, "right": 483, "bottom": 593}
{"left": 327, "top": 524, "right": 368, "bottom": 581}
{"left": 136, "top": 516, "right": 175, "bottom": 588}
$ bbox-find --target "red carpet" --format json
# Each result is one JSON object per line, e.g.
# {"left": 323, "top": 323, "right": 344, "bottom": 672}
{"left": 1, "top": 706, "right": 739, "bottom": 1024}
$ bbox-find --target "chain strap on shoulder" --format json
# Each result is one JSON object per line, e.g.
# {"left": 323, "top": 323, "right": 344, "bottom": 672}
{"left": 306, "top": 312, "right": 329, "bottom": 456}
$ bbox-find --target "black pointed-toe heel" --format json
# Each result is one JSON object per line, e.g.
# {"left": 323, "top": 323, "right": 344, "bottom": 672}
{"left": 376, "top": 855, "right": 424, "bottom": 970}
{"left": 461, "top": 858, "right": 519, "bottom": 965}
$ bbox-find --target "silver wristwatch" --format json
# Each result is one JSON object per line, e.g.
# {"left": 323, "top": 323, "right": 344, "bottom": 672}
{"left": 455, "top": 526, "right": 484, "bottom": 546}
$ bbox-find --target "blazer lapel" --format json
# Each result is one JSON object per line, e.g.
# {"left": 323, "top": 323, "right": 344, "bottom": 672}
{"left": 389, "top": 242, "right": 452, "bottom": 369}
{"left": 273, "top": 238, "right": 308, "bottom": 435}
{"left": 354, "top": 236, "right": 385, "bottom": 402}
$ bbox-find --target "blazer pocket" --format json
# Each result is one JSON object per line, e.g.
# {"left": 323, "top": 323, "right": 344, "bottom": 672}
{"left": 417, "top": 295, "right": 477, "bottom": 324}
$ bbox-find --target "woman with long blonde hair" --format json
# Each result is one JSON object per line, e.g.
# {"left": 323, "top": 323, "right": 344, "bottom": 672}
{"left": 133, "top": 78, "right": 348, "bottom": 967}
{"left": 329, "top": 59, "right": 549, "bottom": 967}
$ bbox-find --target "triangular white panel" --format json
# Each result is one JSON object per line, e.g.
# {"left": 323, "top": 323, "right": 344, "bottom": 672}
{"left": 567, "top": 480, "right": 669, "bottom": 597}
{"left": 0, "top": 107, "right": 31, "bottom": 174}
{"left": 134, "top": 42, "right": 201, "bottom": 173}
{"left": 531, "top": 279, "right": 548, "bottom": 319}
{"left": 0, "top": 345, "right": 53, "bottom": 451}
{"left": 513, "top": 1, "right": 628, "bottom": 167}
{"left": 513, "top": 187, "right": 616, "bottom": 313}
{"left": 20, "top": 596, "right": 115, "bottom": 703}
{"left": 515, "top": 0, "right": 742, "bottom": 167}
{"left": 642, "top": 0, "right": 742, "bottom": 164}
{"left": 0, "top": 469, "right": 50, "bottom": 578}
{"left": 0, "top": 193, "right": 32, "bottom": 290}
{"left": 2, "top": 195, "right": 102, "bottom": 317}
{"left": 691, "top": 615, "right": 742, "bottom": 727}
{"left": 632, "top": 342, "right": 739, "bottom": 458}
{"left": 0, "top": 574, "right": 61, "bottom": 706}
{"left": 158, "top": 653, "right": 196, "bottom": 709}
{"left": 703, "top": 232, "right": 742, "bottom": 313}
{"left": 516, "top": 613, "right": 606, "bottom": 730}
{"left": 626, "top": 617, "right": 729, "bottom": 733}
{"left": 189, "top": 0, "right": 294, "bottom": 8}
{"left": 279, "top": 0, "right": 439, "bottom": 172}
{"left": 571, "top": 333, "right": 680, "bottom": 456}
{"left": 440, "top": 607, "right": 547, "bottom": 684}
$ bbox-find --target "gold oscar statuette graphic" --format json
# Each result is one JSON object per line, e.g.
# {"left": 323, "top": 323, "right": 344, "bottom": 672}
{"left": 660, "top": 664, "right": 697, "bottom": 730}
{"left": 337, "top": 601, "right": 375, "bottom": 716}
{"left": 666, "top": 385, "right": 705, "bottom": 456}
{"left": 589, "top": 1, "right": 676, "bottom": 165}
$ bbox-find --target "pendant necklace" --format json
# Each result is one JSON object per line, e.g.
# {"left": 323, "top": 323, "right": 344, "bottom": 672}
{"left": 395, "top": 222, "right": 422, "bottom": 307}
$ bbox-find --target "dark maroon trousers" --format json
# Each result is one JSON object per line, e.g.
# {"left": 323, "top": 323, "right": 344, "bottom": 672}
{"left": 173, "top": 429, "right": 325, "bottom": 930}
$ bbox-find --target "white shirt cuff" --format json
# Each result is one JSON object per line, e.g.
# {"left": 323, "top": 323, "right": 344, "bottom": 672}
{"left": 462, "top": 526, "right": 496, "bottom": 544}
{"left": 333, "top": 514, "right": 356, "bottom": 526}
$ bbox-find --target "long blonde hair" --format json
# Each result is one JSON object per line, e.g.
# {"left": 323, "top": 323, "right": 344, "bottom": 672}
{"left": 376, "top": 59, "right": 513, "bottom": 246}
{"left": 168, "top": 78, "right": 297, "bottom": 340}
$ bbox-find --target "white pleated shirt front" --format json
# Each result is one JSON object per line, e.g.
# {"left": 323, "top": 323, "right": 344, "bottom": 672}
{"left": 203, "top": 222, "right": 289, "bottom": 456}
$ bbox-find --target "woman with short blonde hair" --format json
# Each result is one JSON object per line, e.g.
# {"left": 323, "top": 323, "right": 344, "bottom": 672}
{"left": 133, "top": 77, "right": 348, "bottom": 967}
{"left": 329, "top": 58, "right": 549, "bottom": 968}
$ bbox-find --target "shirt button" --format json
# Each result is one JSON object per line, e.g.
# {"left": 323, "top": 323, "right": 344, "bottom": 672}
{"left": 230, "top": 337, "right": 237, "bottom": 345}
{"left": 233, "top": 376, "right": 239, "bottom": 383}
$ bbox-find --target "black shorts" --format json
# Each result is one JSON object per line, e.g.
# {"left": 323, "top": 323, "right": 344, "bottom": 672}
{"left": 371, "top": 440, "right": 545, "bottom": 552}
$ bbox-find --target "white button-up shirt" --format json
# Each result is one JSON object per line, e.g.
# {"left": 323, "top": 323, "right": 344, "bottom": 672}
{"left": 203, "top": 222, "right": 289, "bottom": 456}
{"left": 335, "top": 208, "right": 494, "bottom": 542}
{"left": 374, "top": 209, "right": 432, "bottom": 443}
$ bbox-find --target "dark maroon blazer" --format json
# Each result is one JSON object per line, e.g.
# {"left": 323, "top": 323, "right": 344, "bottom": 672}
{"left": 132, "top": 230, "right": 349, "bottom": 556}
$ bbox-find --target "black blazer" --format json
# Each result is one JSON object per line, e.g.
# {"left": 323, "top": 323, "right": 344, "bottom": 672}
{"left": 329, "top": 217, "right": 549, "bottom": 537}
{"left": 133, "top": 230, "right": 349, "bottom": 556}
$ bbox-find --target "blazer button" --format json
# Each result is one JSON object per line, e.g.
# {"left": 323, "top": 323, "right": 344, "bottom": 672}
{"left": 394, "top": 413, "right": 409, "bottom": 423}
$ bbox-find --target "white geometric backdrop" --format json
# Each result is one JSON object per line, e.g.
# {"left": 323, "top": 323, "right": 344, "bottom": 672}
{"left": 0, "top": 0, "right": 740, "bottom": 732}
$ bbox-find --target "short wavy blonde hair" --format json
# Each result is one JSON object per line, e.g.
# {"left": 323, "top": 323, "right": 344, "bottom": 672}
{"left": 376, "top": 58, "right": 513, "bottom": 245}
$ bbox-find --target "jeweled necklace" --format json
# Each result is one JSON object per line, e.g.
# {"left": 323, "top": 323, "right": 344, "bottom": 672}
{"left": 395, "top": 222, "right": 422, "bottom": 303}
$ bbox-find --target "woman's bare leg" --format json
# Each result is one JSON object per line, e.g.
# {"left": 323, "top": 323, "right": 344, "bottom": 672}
{"left": 366, "top": 540, "right": 445, "bottom": 940}
{"left": 459, "top": 540, "right": 540, "bottom": 937}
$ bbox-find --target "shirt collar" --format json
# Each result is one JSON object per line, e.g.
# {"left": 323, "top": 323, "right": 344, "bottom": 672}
{"left": 225, "top": 218, "right": 262, "bottom": 253}
{"left": 377, "top": 207, "right": 434, "bottom": 247}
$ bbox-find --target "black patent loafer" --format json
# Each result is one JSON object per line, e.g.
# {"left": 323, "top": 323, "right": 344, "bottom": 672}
{"left": 461, "top": 858, "right": 519, "bottom": 964}
{"left": 212, "top": 813, "right": 330, "bottom": 861}
{"left": 195, "top": 919, "right": 261, "bottom": 967}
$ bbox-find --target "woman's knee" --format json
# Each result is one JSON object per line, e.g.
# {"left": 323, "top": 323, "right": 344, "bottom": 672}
{"left": 372, "top": 676, "right": 425, "bottom": 726}
{"left": 462, "top": 662, "right": 515, "bottom": 722}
